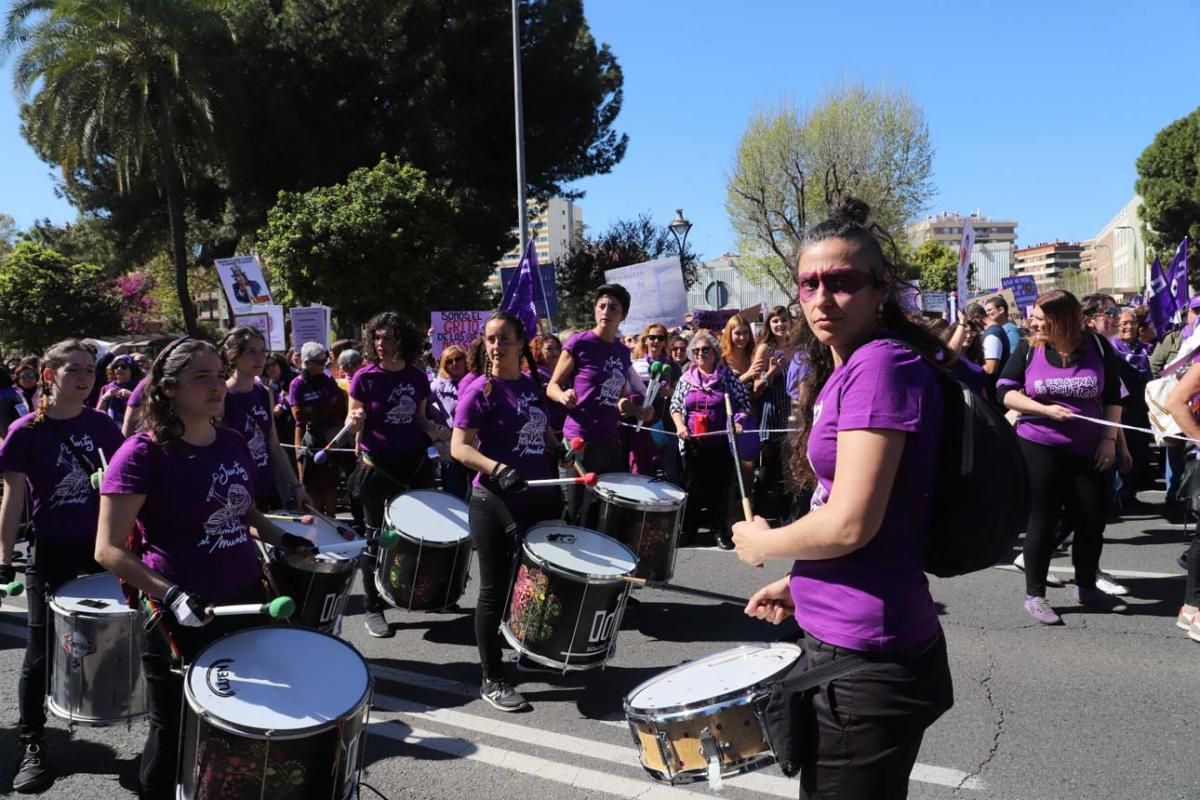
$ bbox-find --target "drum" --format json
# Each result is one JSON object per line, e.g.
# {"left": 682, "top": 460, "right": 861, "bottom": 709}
{"left": 178, "top": 627, "right": 371, "bottom": 800}
{"left": 264, "top": 511, "right": 362, "bottom": 634}
{"left": 47, "top": 572, "right": 147, "bottom": 726}
{"left": 589, "top": 474, "right": 687, "bottom": 581}
{"left": 623, "top": 643, "right": 802, "bottom": 786}
{"left": 376, "top": 490, "right": 472, "bottom": 611}
{"left": 501, "top": 523, "right": 636, "bottom": 671}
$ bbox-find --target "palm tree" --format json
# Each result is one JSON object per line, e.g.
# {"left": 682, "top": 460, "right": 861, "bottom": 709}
{"left": 3, "top": 0, "right": 236, "bottom": 336}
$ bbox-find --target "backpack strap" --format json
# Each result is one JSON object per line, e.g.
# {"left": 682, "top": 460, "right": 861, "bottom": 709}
{"left": 42, "top": 416, "right": 98, "bottom": 475}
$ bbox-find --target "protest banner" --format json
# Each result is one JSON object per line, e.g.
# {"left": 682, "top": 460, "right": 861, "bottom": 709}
{"left": 923, "top": 290, "right": 948, "bottom": 315}
{"left": 604, "top": 257, "right": 688, "bottom": 335}
{"left": 1001, "top": 275, "right": 1039, "bottom": 314}
{"left": 430, "top": 311, "right": 487, "bottom": 359}
{"left": 216, "top": 255, "right": 272, "bottom": 315}
{"left": 235, "top": 305, "right": 287, "bottom": 352}
{"left": 233, "top": 312, "right": 269, "bottom": 339}
{"left": 691, "top": 308, "right": 739, "bottom": 331}
{"left": 290, "top": 305, "right": 330, "bottom": 350}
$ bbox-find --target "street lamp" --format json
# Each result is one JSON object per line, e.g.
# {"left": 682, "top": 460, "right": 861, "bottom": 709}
{"left": 669, "top": 209, "right": 692, "bottom": 260}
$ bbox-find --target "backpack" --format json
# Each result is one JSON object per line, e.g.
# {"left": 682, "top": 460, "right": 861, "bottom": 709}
{"left": 890, "top": 341, "right": 1030, "bottom": 577}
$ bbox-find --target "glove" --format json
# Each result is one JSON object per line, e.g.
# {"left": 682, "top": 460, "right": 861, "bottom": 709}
{"left": 163, "top": 585, "right": 211, "bottom": 627}
{"left": 280, "top": 532, "right": 319, "bottom": 558}
{"left": 0, "top": 563, "right": 15, "bottom": 584}
{"left": 491, "top": 464, "right": 527, "bottom": 495}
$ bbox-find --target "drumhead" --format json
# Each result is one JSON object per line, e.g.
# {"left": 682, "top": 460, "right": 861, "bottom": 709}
{"left": 524, "top": 524, "right": 636, "bottom": 577}
{"left": 50, "top": 573, "right": 132, "bottom": 616}
{"left": 626, "top": 643, "right": 802, "bottom": 712}
{"left": 187, "top": 627, "right": 369, "bottom": 734}
{"left": 264, "top": 512, "right": 348, "bottom": 548}
{"left": 592, "top": 473, "right": 686, "bottom": 510}
{"left": 384, "top": 490, "right": 470, "bottom": 545}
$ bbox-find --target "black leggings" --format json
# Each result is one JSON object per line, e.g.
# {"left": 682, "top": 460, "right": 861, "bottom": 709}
{"left": 560, "top": 438, "right": 625, "bottom": 525}
{"left": 1020, "top": 438, "right": 1110, "bottom": 597}
{"left": 681, "top": 443, "right": 735, "bottom": 539}
{"left": 1185, "top": 532, "right": 1200, "bottom": 608}
{"left": 355, "top": 451, "right": 434, "bottom": 612}
{"left": 468, "top": 488, "right": 558, "bottom": 682}
{"left": 18, "top": 542, "right": 99, "bottom": 742}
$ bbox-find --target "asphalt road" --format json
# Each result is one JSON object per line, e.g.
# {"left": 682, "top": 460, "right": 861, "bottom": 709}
{"left": 0, "top": 489, "right": 1195, "bottom": 800}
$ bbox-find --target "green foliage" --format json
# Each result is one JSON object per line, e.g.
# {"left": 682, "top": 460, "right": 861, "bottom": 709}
{"left": 258, "top": 156, "right": 490, "bottom": 327}
{"left": 0, "top": 242, "right": 121, "bottom": 353}
{"left": 727, "top": 84, "right": 934, "bottom": 295}
{"left": 906, "top": 240, "right": 959, "bottom": 292}
{"left": 554, "top": 213, "right": 696, "bottom": 327}
{"left": 1135, "top": 107, "right": 1200, "bottom": 279}
{"left": 0, "top": 214, "right": 16, "bottom": 261}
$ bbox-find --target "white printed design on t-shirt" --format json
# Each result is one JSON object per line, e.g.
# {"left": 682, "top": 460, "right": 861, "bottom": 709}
{"left": 514, "top": 393, "right": 547, "bottom": 457}
{"left": 1033, "top": 375, "right": 1098, "bottom": 400}
{"left": 384, "top": 384, "right": 417, "bottom": 425}
{"left": 199, "top": 461, "right": 253, "bottom": 553}
{"left": 49, "top": 434, "right": 97, "bottom": 509}
{"left": 243, "top": 414, "right": 269, "bottom": 468}
{"left": 598, "top": 357, "right": 626, "bottom": 407}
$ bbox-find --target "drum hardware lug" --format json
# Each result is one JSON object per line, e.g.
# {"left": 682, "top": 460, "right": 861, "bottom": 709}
{"left": 698, "top": 726, "right": 724, "bottom": 790}
{"left": 654, "top": 730, "right": 675, "bottom": 777}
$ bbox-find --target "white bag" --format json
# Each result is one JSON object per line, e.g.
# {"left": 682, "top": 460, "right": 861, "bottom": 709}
{"left": 1145, "top": 327, "right": 1200, "bottom": 444}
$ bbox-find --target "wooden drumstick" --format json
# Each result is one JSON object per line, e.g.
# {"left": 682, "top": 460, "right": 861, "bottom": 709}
{"left": 527, "top": 473, "right": 598, "bottom": 488}
{"left": 724, "top": 394, "right": 754, "bottom": 522}
{"left": 617, "top": 574, "right": 750, "bottom": 604}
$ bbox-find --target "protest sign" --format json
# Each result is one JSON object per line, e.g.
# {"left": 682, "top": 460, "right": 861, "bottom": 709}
{"left": 1001, "top": 275, "right": 1039, "bottom": 314}
{"left": 956, "top": 222, "right": 975, "bottom": 305}
{"left": 604, "top": 257, "right": 688, "bottom": 335}
{"left": 430, "top": 311, "right": 487, "bottom": 359}
{"left": 235, "top": 304, "right": 287, "bottom": 352}
{"left": 290, "top": 305, "right": 330, "bottom": 351}
{"left": 216, "top": 255, "right": 272, "bottom": 315}
{"left": 923, "top": 291, "right": 948, "bottom": 315}
{"left": 691, "top": 308, "right": 739, "bottom": 331}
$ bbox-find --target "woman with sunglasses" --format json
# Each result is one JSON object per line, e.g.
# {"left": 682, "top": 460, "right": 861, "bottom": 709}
{"left": 289, "top": 341, "right": 346, "bottom": 515}
{"left": 732, "top": 198, "right": 954, "bottom": 797}
{"left": 429, "top": 345, "right": 472, "bottom": 500}
{"left": 668, "top": 335, "right": 690, "bottom": 368}
{"left": 0, "top": 340, "right": 124, "bottom": 793}
{"left": 15, "top": 358, "right": 39, "bottom": 411}
{"left": 669, "top": 329, "right": 753, "bottom": 549}
{"left": 95, "top": 355, "right": 139, "bottom": 426}
{"left": 627, "top": 322, "right": 674, "bottom": 476}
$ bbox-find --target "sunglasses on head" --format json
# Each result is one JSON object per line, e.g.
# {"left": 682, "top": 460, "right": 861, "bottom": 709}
{"left": 796, "top": 269, "right": 876, "bottom": 303}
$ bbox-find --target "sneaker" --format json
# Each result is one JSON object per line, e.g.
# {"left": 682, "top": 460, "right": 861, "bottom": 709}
{"left": 481, "top": 679, "right": 530, "bottom": 712}
{"left": 1094, "top": 570, "right": 1129, "bottom": 596}
{"left": 1024, "top": 595, "right": 1062, "bottom": 625}
{"left": 1074, "top": 584, "right": 1128, "bottom": 612}
{"left": 13, "top": 740, "right": 52, "bottom": 793}
{"left": 1189, "top": 617, "right": 1200, "bottom": 643}
{"left": 1012, "top": 553, "right": 1024, "bottom": 569}
{"left": 1177, "top": 605, "right": 1199, "bottom": 631}
{"left": 364, "top": 609, "right": 392, "bottom": 638}
{"left": 1012, "top": 554, "right": 1063, "bottom": 587}
{"left": 715, "top": 532, "right": 735, "bottom": 551}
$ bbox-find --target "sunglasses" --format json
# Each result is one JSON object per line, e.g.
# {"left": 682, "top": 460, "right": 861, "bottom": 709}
{"left": 646, "top": 334, "right": 666, "bottom": 342}
{"left": 17, "top": 370, "right": 37, "bottom": 380}
{"left": 1090, "top": 308, "right": 1119, "bottom": 318}
{"left": 796, "top": 269, "right": 877, "bottom": 303}
{"left": 691, "top": 346, "right": 714, "bottom": 356}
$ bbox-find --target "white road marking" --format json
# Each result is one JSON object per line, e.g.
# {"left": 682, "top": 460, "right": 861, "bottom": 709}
{"left": 994, "top": 565, "right": 1183, "bottom": 580}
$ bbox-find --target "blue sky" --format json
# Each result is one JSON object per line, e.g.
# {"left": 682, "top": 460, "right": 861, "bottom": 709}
{"left": 3, "top": 0, "right": 1199, "bottom": 263}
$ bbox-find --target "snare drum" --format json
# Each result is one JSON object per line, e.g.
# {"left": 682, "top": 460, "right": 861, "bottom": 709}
{"left": 501, "top": 523, "right": 636, "bottom": 671}
{"left": 178, "top": 627, "right": 371, "bottom": 800}
{"left": 264, "top": 511, "right": 362, "bottom": 634}
{"left": 376, "top": 490, "right": 472, "bottom": 611}
{"left": 624, "top": 643, "right": 802, "bottom": 785}
{"left": 589, "top": 474, "right": 687, "bottom": 581}
{"left": 47, "top": 572, "right": 147, "bottom": 727}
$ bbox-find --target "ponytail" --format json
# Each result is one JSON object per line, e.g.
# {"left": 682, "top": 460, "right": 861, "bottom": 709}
{"left": 33, "top": 339, "right": 96, "bottom": 425}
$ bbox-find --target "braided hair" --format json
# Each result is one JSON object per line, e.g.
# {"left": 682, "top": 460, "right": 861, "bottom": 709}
{"left": 33, "top": 339, "right": 97, "bottom": 424}
{"left": 481, "top": 311, "right": 542, "bottom": 400}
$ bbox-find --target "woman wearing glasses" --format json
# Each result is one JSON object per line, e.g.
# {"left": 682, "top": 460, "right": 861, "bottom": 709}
{"left": 669, "top": 330, "right": 753, "bottom": 549}
{"left": 429, "top": 345, "right": 472, "bottom": 500}
{"left": 628, "top": 323, "right": 673, "bottom": 476}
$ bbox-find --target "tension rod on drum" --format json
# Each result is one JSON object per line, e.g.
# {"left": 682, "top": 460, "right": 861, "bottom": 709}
{"left": 619, "top": 575, "right": 747, "bottom": 605}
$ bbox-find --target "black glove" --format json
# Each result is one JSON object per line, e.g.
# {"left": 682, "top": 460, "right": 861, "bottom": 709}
{"left": 280, "top": 532, "right": 319, "bottom": 558}
{"left": 163, "top": 585, "right": 211, "bottom": 627}
{"left": 0, "top": 563, "right": 15, "bottom": 584}
{"left": 491, "top": 464, "right": 527, "bottom": 495}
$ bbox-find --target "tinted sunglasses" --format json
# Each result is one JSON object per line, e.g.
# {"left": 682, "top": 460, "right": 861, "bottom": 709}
{"left": 691, "top": 346, "right": 714, "bottom": 355}
{"left": 646, "top": 334, "right": 666, "bottom": 342}
{"left": 796, "top": 269, "right": 877, "bottom": 303}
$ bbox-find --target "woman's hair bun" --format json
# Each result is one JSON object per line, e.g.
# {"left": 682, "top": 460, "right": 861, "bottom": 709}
{"left": 830, "top": 196, "right": 871, "bottom": 226}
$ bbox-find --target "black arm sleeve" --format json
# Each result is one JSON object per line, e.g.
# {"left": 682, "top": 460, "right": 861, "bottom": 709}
{"left": 1095, "top": 335, "right": 1123, "bottom": 406}
{"left": 996, "top": 340, "right": 1031, "bottom": 405}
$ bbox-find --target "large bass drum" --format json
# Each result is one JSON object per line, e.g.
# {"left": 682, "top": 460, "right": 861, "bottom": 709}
{"left": 501, "top": 523, "right": 636, "bottom": 671}
{"left": 589, "top": 473, "right": 687, "bottom": 581}
{"left": 178, "top": 627, "right": 371, "bottom": 800}
{"left": 376, "top": 490, "right": 472, "bottom": 611}
{"left": 47, "top": 572, "right": 147, "bottom": 727}
{"left": 624, "top": 643, "right": 802, "bottom": 786}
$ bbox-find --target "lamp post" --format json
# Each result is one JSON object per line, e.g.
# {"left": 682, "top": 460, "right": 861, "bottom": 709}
{"left": 669, "top": 208, "right": 692, "bottom": 266}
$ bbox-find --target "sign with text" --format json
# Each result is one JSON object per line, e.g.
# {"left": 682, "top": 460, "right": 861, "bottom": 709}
{"left": 430, "top": 311, "right": 488, "bottom": 359}
{"left": 215, "top": 255, "right": 272, "bottom": 316}
{"left": 1001, "top": 275, "right": 1040, "bottom": 313}
{"left": 234, "top": 304, "right": 287, "bottom": 352}
{"left": 604, "top": 257, "right": 688, "bottom": 335}
{"left": 290, "top": 305, "right": 330, "bottom": 351}
{"left": 923, "top": 290, "right": 949, "bottom": 314}
{"left": 690, "top": 307, "right": 739, "bottom": 331}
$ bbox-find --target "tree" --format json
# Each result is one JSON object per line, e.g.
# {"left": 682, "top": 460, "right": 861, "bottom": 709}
{"left": 0, "top": 242, "right": 121, "bottom": 353}
{"left": 554, "top": 213, "right": 697, "bottom": 326}
{"left": 906, "top": 240, "right": 959, "bottom": 292}
{"left": 726, "top": 84, "right": 934, "bottom": 295}
{"left": 0, "top": 213, "right": 16, "bottom": 261}
{"left": 5, "top": 0, "right": 242, "bottom": 336}
{"left": 258, "top": 156, "right": 489, "bottom": 327}
{"left": 1135, "top": 107, "right": 1200, "bottom": 279}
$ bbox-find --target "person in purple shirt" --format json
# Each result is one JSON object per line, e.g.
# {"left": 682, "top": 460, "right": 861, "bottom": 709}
{"left": 451, "top": 311, "right": 561, "bottom": 713}
{"left": 95, "top": 338, "right": 314, "bottom": 800}
{"left": 221, "top": 326, "right": 308, "bottom": 510}
{"left": 732, "top": 198, "right": 953, "bottom": 798}
{"left": 0, "top": 339, "right": 125, "bottom": 793}
{"left": 289, "top": 341, "right": 347, "bottom": 515}
{"left": 998, "top": 290, "right": 1127, "bottom": 625}
{"left": 546, "top": 283, "right": 651, "bottom": 522}
{"left": 121, "top": 374, "right": 148, "bottom": 437}
{"left": 347, "top": 312, "right": 450, "bottom": 638}
{"left": 95, "top": 354, "right": 138, "bottom": 425}
{"left": 428, "top": 345, "right": 472, "bottom": 500}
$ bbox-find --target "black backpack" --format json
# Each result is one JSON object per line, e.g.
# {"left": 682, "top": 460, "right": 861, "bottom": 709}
{"left": 891, "top": 341, "right": 1030, "bottom": 577}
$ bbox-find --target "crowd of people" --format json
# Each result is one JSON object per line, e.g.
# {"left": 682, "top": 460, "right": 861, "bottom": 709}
{"left": 0, "top": 196, "right": 1196, "bottom": 799}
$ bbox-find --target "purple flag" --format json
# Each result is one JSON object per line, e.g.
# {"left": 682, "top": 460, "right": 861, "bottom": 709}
{"left": 1148, "top": 256, "right": 1173, "bottom": 337}
{"left": 1169, "top": 237, "right": 1190, "bottom": 316}
{"left": 499, "top": 240, "right": 541, "bottom": 340}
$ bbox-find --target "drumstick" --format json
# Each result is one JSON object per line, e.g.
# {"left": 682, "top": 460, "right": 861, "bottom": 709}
{"left": 302, "top": 503, "right": 360, "bottom": 541}
{"left": 312, "top": 421, "right": 355, "bottom": 465}
{"left": 263, "top": 512, "right": 316, "bottom": 525}
{"left": 617, "top": 575, "right": 749, "bottom": 604}
{"left": 724, "top": 394, "right": 754, "bottom": 522}
{"left": 314, "top": 539, "right": 369, "bottom": 557}
{"left": 209, "top": 595, "right": 295, "bottom": 619}
{"left": 563, "top": 437, "right": 587, "bottom": 478}
{"left": 635, "top": 362, "right": 664, "bottom": 433}
{"left": 0, "top": 581, "right": 23, "bottom": 599}
{"left": 527, "top": 473, "right": 598, "bottom": 488}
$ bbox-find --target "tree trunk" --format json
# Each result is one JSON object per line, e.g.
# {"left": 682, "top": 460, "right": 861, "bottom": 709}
{"left": 152, "top": 89, "right": 198, "bottom": 337}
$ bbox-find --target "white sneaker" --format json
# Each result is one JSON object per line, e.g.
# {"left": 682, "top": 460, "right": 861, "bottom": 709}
{"left": 1178, "top": 605, "right": 1199, "bottom": 631}
{"left": 1012, "top": 553, "right": 1064, "bottom": 587}
{"left": 1094, "top": 570, "right": 1129, "bottom": 596}
{"left": 1012, "top": 553, "right": 1024, "bottom": 569}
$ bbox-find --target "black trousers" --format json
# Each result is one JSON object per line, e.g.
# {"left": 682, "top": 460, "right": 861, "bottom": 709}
{"left": 681, "top": 443, "right": 735, "bottom": 539}
{"left": 468, "top": 488, "right": 558, "bottom": 682}
{"left": 354, "top": 450, "right": 434, "bottom": 613}
{"left": 798, "top": 631, "right": 954, "bottom": 800}
{"left": 18, "top": 541, "right": 101, "bottom": 742}
{"left": 1185, "top": 532, "right": 1200, "bottom": 608}
{"left": 138, "top": 584, "right": 266, "bottom": 799}
{"left": 1019, "top": 438, "right": 1110, "bottom": 597}
{"left": 560, "top": 438, "right": 625, "bottom": 525}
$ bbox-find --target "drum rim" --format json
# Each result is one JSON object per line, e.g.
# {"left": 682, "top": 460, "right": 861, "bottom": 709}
{"left": 588, "top": 473, "right": 686, "bottom": 512}
{"left": 267, "top": 544, "right": 360, "bottom": 575}
{"left": 183, "top": 625, "right": 373, "bottom": 739}
{"left": 622, "top": 643, "right": 802, "bottom": 720}
{"left": 383, "top": 489, "right": 471, "bottom": 547}
{"left": 499, "top": 625, "right": 611, "bottom": 672}
{"left": 49, "top": 573, "right": 138, "bottom": 617}
{"left": 522, "top": 523, "right": 638, "bottom": 581}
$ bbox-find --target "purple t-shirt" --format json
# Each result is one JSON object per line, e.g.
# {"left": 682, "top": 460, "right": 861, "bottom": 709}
{"left": 0, "top": 409, "right": 124, "bottom": 545}
{"left": 561, "top": 330, "right": 631, "bottom": 442}
{"left": 223, "top": 381, "right": 275, "bottom": 502}
{"left": 350, "top": 363, "right": 431, "bottom": 457}
{"left": 791, "top": 339, "right": 943, "bottom": 654}
{"left": 97, "top": 379, "right": 138, "bottom": 424}
{"left": 537, "top": 366, "right": 568, "bottom": 432}
{"left": 455, "top": 374, "right": 556, "bottom": 507}
{"left": 101, "top": 430, "right": 262, "bottom": 602}
{"left": 128, "top": 377, "right": 147, "bottom": 408}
